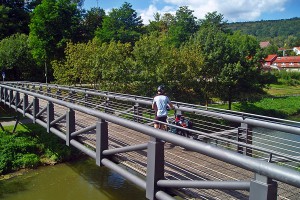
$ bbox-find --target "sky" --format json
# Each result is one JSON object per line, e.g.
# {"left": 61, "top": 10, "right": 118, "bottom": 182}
{"left": 83, "top": 0, "right": 300, "bottom": 24}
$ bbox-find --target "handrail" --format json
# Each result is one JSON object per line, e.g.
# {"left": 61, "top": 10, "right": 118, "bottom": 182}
{"left": 1, "top": 83, "right": 300, "bottom": 188}
{"left": 7, "top": 82, "right": 300, "bottom": 134}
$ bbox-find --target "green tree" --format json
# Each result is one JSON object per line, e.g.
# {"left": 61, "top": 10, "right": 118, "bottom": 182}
{"left": 52, "top": 40, "right": 100, "bottom": 86}
{"left": 200, "top": 11, "right": 228, "bottom": 32}
{"left": 95, "top": 2, "right": 143, "bottom": 44}
{"left": 191, "top": 24, "right": 230, "bottom": 105}
{"left": 132, "top": 33, "right": 168, "bottom": 96}
{"left": 167, "top": 6, "right": 198, "bottom": 47}
{"left": 29, "top": 0, "right": 82, "bottom": 82}
{"left": 147, "top": 12, "right": 175, "bottom": 34}
{"left": 218, "top": 32, "right": 265, "bottom": 109}
{"left": 100, "top": 41, "right": 134, "bottom": 92}
{"left": 0, "top": 33, "right": 41, "bottom": 81}
{"left": 81, "top": 7, "right": 105, "bottom": 41}
{"left": 0, "top": 0, "right": 31, "bottom": 40}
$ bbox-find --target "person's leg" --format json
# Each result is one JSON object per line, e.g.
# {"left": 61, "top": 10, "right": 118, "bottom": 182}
{"left": 159, "top": 116, "right": 167, "bottom": 130}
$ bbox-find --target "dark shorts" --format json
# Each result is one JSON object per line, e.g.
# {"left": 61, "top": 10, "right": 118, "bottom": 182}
{"left": 154, "top": 116, "right": 167, "bottom": 124}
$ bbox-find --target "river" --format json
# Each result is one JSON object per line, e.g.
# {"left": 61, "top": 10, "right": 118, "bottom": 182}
{"left": 0, "top": 158, "right": 147, "bottom": 200}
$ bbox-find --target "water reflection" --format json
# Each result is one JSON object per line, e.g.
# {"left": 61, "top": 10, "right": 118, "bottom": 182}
{"left": 0, "top": 158, "right": 146, "bottom": 200}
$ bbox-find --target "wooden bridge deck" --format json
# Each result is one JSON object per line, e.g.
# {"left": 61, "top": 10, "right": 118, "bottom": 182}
{"left": 51, "top": 107, "right": 297, "bottom": 200}
{"left": 3, "top": 91, "right": 299, "bottom": 200}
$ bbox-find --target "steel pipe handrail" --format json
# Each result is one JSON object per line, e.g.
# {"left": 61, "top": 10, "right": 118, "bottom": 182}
{"left": 157, "top": 180, "right": 251, "bottom": 190}
{"left": 6, "top": 82, "right": 300, "bottom": 135}
{"left": 1, "top": 84, "right": 300, "bottom": 188}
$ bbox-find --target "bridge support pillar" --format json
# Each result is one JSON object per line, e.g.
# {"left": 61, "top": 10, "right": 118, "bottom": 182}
{"left": 47, "top": 102, "right": 54, "bottom": 133}
{"left": 146, "top": 137, "right": 164, "bottom": 200}
{"left": 33, "top": 97, "right": 39, "bottom": 123}
{"left": 96, "top": 119, "right": 108, "bottom": 166}
{"left": 66, "top": 108, "right": 75, "bottom": 146}
{"left": 250, "top": 174, "right": 277, "bottom": 200}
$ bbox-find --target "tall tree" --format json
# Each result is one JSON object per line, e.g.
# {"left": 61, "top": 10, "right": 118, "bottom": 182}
{"left": 0, "top": 33, "right": 41, "bottom": 81}
{"left": 167, "top": 6, "right": 198, "bottom": 47}
{"left": 0, "top": 0, "right": 32, "bottom": 40}
{"left": 199, "top": 11, "right": 228, "bottom": 32}
{"left": 29, "top": 0, "right": 82, "bottom": 82}
{"left": 81, "top": 7, "right": 105, "bottom": 41}
{"left": 95, "top": 2, "right": 143, "bottom": 44}
{"left": 218, "top": 31, "right": 265, "bottom": 109}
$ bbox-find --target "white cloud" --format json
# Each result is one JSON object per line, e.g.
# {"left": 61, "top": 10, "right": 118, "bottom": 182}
{"left": 139, "top": 0, "right": 288, "bottom": 24}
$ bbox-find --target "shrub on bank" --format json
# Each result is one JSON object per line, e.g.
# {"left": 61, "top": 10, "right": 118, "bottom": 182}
{"left": 0, "top": 123, "right": 79, "bottom": 175}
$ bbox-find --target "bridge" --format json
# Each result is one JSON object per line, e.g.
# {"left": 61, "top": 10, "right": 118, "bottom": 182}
{"left": 1, "top": 82, "right": 300, "bottom": 200}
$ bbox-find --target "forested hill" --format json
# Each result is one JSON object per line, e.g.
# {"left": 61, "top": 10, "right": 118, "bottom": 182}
{"left": 226, "top": 17, "right": 300, "bottom": 40}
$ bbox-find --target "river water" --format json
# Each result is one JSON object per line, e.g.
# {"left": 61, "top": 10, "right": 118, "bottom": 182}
{"left": 0, "top": 158, "right": 147, "bottom": 200}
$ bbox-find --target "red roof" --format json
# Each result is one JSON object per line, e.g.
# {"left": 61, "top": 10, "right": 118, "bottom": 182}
{"left": 265, "top": 54, "right": 277, "bottom": 62}
{"left": 274, "top": 56, "right": 300, "bottom": 63}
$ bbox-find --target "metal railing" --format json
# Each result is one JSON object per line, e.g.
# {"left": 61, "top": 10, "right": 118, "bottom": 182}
{"left": 1, "top": 82, "right": 300, "bottom": 200}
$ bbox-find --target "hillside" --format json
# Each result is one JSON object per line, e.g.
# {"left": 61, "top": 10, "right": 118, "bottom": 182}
{"left": 226, "top": 17, "right": 300, "bottom": 41}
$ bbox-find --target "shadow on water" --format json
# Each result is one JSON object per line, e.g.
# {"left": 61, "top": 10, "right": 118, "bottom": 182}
{"left": 0, "top": 158, "right": 147, "bottom": 200}
{"left": 65, "top": 157, "right": 147, "bottom": 200}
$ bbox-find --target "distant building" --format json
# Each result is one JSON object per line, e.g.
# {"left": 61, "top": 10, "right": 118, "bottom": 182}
{"left": 260, "top": 41, "right": 271, "bottom": 48}
{"left": 293, "top": 47, "right": 300, "bottom": 55}
{"left": 263, "top": 55, "right": 300, "bottom": 71}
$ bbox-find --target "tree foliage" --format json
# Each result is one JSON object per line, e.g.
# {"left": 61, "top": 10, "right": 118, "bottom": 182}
{"left": 29, "top": 0, "right": 82, "bottom": 64}
{"left": 167, "top": 6, "right": 198, "bottom": 47}
{"left": 81, "top": 7, "right": 105, "bottom": 41}
{"left": 0, "top": 33, "right": 42, "bottom": 81}
{"left": 227, "top": 17, "right": 300, "bottom": 47}
{"left": 95, "top": 2, "right": 144, "bottom": 44}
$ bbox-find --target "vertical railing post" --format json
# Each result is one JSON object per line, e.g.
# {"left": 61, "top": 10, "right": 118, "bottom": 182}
{"left": 39, "top": 85, "right": 43, "bottom": 94}
{"left": 56, "top": 89, "right": 61, "bottom": 100}
{"left": 15, "top": 91, "right": 20, "bottom": 111}
{"left": 32, "top": 97, "right": 39, "bottom": 123}
{"left": 146, "top": 137, "right": 165, "bottom": 200}
{"left": 23, "top": 94, "right": 28, "bottom": 116}
{"left": 133, "top": 103, "right": 141, "bottom": 122}
{"left": 47, "top": 101, "right": 54, "bottom": 133}
{"left": 85, "top": 93, "right": 89, "bottom": 107}
{"left": 4, "top": 88, "right": 8, "bottom": 103}
{"left": 47, "top": 87, "right": 51, "bottom": 97}
{"left": 237, "top": 123, "right": 252, "bottom": 156}
{"left": 0, "top": 86, "right": 3, "bottom": 101}
{"left": 250, "top": 174, "right": 278, "bottom": 200}
{"left": 105, "top": 97, "right": 110, "bottom": 113}
{"left": 9, "top": 90, "right": 13, "bottom": 107}
{"left": 96, "top": 119, "right": 108, "bottom": 166}
{"left": 246, "top": 125, "right": 253, "bottom": 156}
{"left": 66, "top": 108, "right": 75, "bottom": 146}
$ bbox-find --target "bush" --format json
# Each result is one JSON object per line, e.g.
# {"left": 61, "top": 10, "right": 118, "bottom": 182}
{"left": 13, "top": 154, "right": 40, "bottom": 169}
{"left": 0, "top": 123, "right": 79, "bottom": 175}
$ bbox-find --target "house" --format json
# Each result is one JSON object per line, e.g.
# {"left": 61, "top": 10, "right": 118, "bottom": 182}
{"left": 263, "top": 55, "right": 300, "bottom": 71}
{"left": 272, "top": 56, "right": 300, "bottom": 71}
{"left": 262, "top": 54, "right": 277, "bottom": 70}
{"left": 260, "top": 41, "right": 271, "bottom": 48}
{"left": 293, "top": 47, "right": 300, "bottom": 55}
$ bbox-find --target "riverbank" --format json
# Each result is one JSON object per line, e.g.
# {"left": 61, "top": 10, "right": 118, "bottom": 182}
{"left": 0, "top": 119, "right": 81, "bottom": 176}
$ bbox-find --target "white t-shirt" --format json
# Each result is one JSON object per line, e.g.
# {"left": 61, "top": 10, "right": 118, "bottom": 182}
{"left": 153, "top": 95, "right": 170, "bottom": 117}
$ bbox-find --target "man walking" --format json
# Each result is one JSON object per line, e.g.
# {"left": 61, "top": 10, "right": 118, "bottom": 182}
{"left": 152, "top": 85, "right": 174, "bottom": 130}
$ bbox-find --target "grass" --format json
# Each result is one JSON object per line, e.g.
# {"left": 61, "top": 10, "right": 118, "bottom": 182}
{"left": 265, "top": 84, "right": 300, "bottom": 96}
